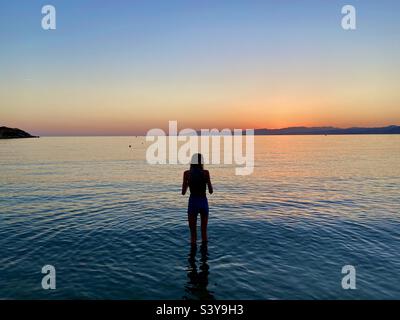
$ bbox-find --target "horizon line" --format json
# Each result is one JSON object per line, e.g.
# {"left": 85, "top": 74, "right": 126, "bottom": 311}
{"left": 28, "top": 124, "right": 400, "bottom": 137}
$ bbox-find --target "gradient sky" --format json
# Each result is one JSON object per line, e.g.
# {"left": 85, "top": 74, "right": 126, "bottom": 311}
{"left": 1, "top": 0, "right": 400, "bottom": 135}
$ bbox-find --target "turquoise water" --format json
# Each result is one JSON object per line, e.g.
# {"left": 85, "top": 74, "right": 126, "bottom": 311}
{"left": 1, "top": 135, "right": 400, "bottom": 299}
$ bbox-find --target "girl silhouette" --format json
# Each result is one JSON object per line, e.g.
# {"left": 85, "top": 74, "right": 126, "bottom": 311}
{"left": 182, "top": 153, "right": 213, "bottom": 245}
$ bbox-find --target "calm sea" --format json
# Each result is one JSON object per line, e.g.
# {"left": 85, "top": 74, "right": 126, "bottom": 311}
{"left": 1, "top": 135, "right": 399, "bottom": 299}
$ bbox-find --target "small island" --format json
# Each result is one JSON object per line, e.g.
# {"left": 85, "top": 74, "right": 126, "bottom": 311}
{"left": 0, "top": 126, "right": 39, "bottom": 139}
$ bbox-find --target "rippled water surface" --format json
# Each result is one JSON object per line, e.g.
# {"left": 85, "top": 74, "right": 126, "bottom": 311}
{"left": 1, "top": 136, "right": 400, "bottom": 299}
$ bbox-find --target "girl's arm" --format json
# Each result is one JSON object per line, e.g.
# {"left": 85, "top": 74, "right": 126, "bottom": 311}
{"left": 182, "top": 171, "right": 189, "bottom": 195}
{"left": 205, "top": 170, "right": 213, "bottom": 194}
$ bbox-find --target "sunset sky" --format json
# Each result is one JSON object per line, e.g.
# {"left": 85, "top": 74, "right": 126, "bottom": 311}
{"left": 1, "top": 0, "right": 400, "bottom": 136}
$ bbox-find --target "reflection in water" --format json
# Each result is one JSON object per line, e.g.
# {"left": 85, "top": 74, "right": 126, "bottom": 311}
{"left": 184, "top": 243, "right": 215, "bottom": 300}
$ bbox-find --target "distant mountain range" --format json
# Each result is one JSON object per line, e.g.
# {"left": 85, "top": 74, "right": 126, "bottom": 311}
{"left": 252, "top": 125, "right": 400, "bottom": 135}
{"left": 0, "top": 126, "right": 38, "bottom": 139}
{"left": 196, "top": 125, "right": 400, "bottom": 136}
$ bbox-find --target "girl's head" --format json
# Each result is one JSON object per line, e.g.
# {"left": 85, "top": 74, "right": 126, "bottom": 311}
{"left": 190, "top": 153, "right": 204, "bottom": 171}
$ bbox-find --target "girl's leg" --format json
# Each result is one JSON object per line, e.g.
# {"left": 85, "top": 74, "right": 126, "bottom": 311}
{"left": 188, "top": 213, "right": 197, "bottom": 244}
{"left": 200, "top": 211, "right": 208, "bottom": 243}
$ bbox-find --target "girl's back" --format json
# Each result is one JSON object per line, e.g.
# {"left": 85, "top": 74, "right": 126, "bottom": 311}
{"left": 188, "top": 168, "right": 207, "bottom": 197}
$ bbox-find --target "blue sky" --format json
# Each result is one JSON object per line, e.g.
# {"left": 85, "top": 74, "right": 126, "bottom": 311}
{"left": 1, "top": 1, "right": 400, "bottom": 135}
